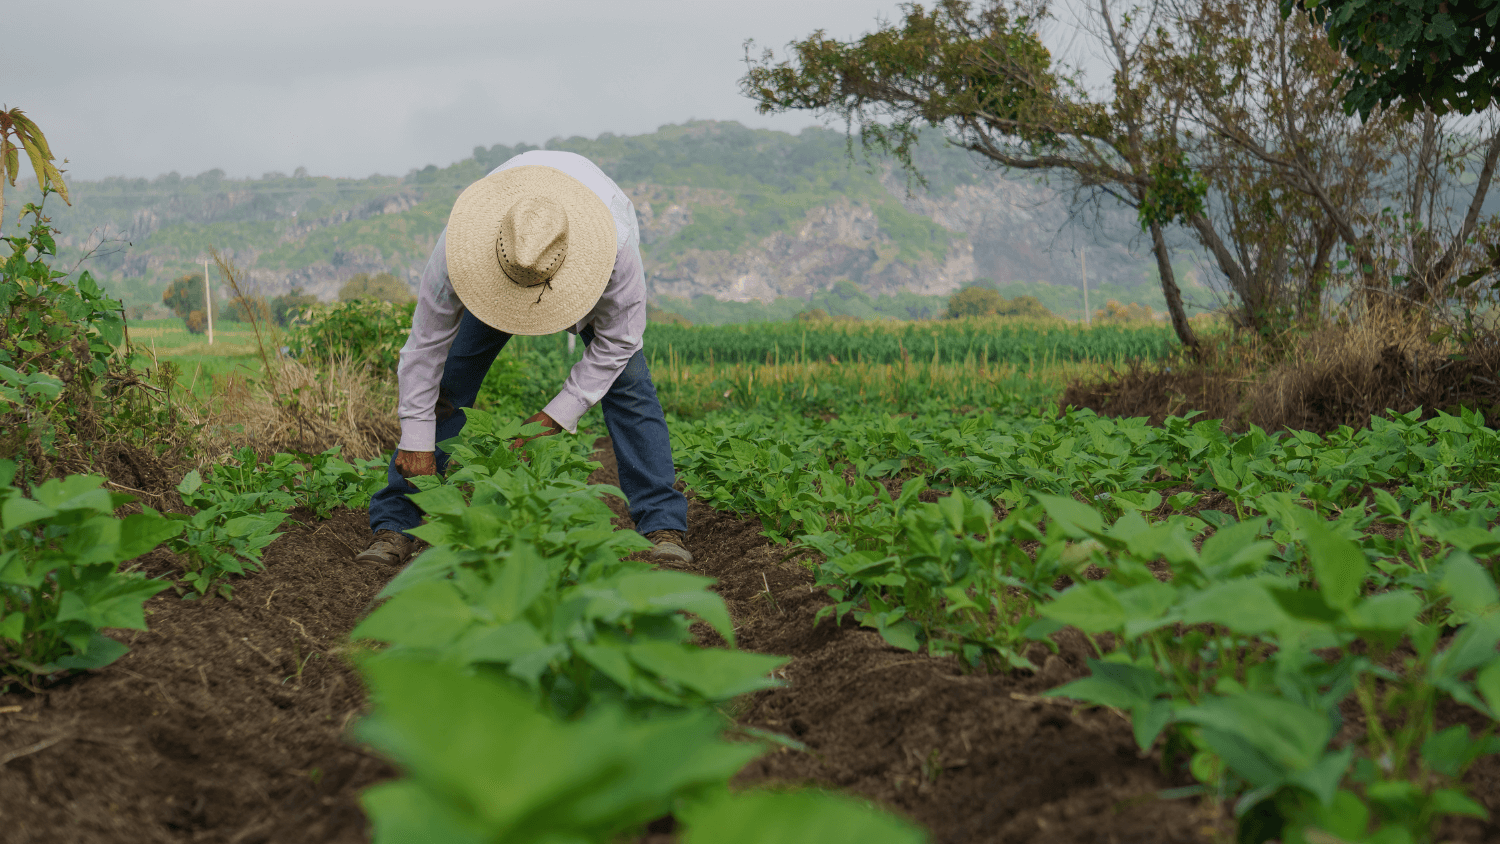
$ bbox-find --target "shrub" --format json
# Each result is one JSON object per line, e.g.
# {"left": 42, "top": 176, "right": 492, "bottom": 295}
{"left": 271, "top": 288, "right": 319, "bottom": 326}
{"left": 161, "top": 272, "right": 205, "bottom": 318}
{"left": 224, "top": 296, "right": 272, "bottom": 324}
{"left": 0, "top": 467, "right": 178, "bottom": 682}
{"left": 285, "top": 299, "right": 415, "bottom": 377}
{"left": 1094, "top": 299, "right": 1154, "bottom": 324}
{"left": 339, "top": 272, "right": 413, "bottom": 304}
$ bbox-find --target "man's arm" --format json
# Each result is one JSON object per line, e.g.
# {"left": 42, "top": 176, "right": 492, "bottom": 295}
{"left": 395, "top": 228, "right": 464, "bottom": 470}
{"left": 541, "top": 244, "right": 647, "bottom": 433}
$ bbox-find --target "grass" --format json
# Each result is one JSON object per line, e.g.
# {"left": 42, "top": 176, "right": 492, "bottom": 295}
{"left": 127, "top": 318, "right": 270, "bottom": 399}
{"left": 649, "top": 352, "right": 1102, "bottom": 415}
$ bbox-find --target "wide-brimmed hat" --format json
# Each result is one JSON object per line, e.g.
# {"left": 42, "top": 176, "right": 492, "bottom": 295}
{"left": 445, "top": 165, "right": 615, "bottom": 335}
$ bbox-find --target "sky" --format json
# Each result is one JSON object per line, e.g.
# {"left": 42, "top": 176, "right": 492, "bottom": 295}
{"left": 16, "top": 0, "right": 922, "bottom": 181}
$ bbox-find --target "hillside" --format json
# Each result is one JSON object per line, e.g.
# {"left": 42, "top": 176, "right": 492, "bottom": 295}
{"left": 23, "top": 121, "right": 1187, "bottom": 321}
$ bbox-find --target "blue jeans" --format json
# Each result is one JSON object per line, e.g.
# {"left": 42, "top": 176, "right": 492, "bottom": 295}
{"left": 368, "top": 311, "right": 689, "bottom": 537}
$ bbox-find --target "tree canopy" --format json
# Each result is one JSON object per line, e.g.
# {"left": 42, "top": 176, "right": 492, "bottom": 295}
{"left": 339, "top": 272, "right": 414, "bottom": 304}
{"left": 1286, "top": 0, "right": 1500, "bottom": 116}
{"left": 161, "top": 273, "right": 206, "bottom": 319}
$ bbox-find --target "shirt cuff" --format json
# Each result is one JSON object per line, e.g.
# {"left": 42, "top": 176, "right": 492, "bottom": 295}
{"left": 398, "top": 418, "right": 437, "bottom": 452}
{"left": 542, "top": 391, "right": 590, "bottom": 434}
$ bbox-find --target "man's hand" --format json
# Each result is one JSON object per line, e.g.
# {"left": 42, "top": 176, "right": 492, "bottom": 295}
{"left": 394, "top": 449, "right": 437, "bottom": 485}
{"left": 512, "top": 411, "right": 563, "bottom": 449}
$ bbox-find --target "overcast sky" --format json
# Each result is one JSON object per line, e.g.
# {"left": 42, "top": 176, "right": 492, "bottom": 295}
{"left": 15, "top": 1, "right": 934, "bottom": 181}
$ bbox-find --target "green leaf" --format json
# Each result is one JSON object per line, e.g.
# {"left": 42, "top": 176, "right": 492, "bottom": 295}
{"left": 1474, "top": 658, "right": 1500, "bottom": 718}
{"left": 1294, "top": 509, "right": 1366, "bottom": 610}
{"left": 0, "top": 611, "right": 23, "bottom": 645}
{"left": 1040, "top": 582, "right": 1126, "bottom": 634}
{"left": 456, "top": 621, "right": 549, "bottom": 665}
{"left": 353, "top": 581, "right": 476, "bottom": 648}
{"left": 1346, "top": 591, "right": 1421, "bottom": 634}
{"left": 409, "top": 484, "right": 469, "bottom": 519}
{"left": 1440, "top": 554, "right": 1500, "bottom": 618}
{"left": 46, "top": 633, "right": 129, "bottom": 672}
{"left": 679, "top": 789, "right": 925, "bottom": 844}
{"left": 1046, "top": 658, "right": 1165, "bottom": 710}
{"left": 176, "top": 469, "right": 202, "bottom": 497}
{"left": 1177, "top": 694, "right": 1334, "bottom": 778}
{"left": 626, "top": 642, "right": 786, "bottom": 700}
{"left": 1037, "top": 493, "right": 1104, "bottom": 536}
{"left": 612, "top": 570, "right": 736, "bottom": 646}
{"left": 1132, "top": 698, "right": 1173, "bottom": 752}
{"left": 1430, "top": 788, "right": 1489, "bottom": 819}
{"left": 362, "top": 781, "right": 490, "bottom": 844}
{"left": 874, "top": 618, "right": 920, "bottom": 652}
{"left": 1, "top": 496, "right": 55, "bottom": 531}
{"left": 118, "top": 511, "right": 184, "bottom": 559}
{"left": 1179, "top": 579, "right": 1287, "bottom": 634}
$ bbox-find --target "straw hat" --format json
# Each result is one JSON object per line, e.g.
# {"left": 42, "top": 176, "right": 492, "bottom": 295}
{"left": 445, "top": 165, "right": 616, "bottom": 335}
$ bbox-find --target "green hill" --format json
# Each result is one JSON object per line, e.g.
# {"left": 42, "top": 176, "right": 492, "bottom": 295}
{"left": 17, "top": 121, "right": 1177, "bottom": 323}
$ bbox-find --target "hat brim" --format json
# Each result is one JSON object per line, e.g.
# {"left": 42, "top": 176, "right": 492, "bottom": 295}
{"left": 446, "top": 165, "right": 616, "bottom": 336}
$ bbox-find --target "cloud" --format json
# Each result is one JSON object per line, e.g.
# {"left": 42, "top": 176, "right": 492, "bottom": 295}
{"left": 18, "top": 0, "right": 905, "bottom": 179}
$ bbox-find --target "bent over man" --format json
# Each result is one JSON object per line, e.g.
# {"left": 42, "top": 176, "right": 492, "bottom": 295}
{"left": 355, "top": 150, "right": 691, "bottom": 565}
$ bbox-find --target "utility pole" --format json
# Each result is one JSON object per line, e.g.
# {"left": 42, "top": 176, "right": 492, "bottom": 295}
{"left": 203, "top": 258, "right": 214, "bottom": 345}
{"left": 1081, "top": 246, "right": 1090, "bottom": 326}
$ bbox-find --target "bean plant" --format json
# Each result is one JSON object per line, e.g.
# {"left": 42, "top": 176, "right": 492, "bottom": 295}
{"left": 671, "top": 400, "right": 1500, "bottom": 843}
{"left": 0, "top": 465, "right": 177, "bottom": 682}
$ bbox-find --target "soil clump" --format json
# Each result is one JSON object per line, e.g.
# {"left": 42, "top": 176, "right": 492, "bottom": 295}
{"left": 1063, "top": 327, "right": 1500, "bottom": 434}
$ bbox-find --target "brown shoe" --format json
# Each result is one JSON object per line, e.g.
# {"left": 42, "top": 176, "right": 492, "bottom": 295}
{"left": 355, "top": 529, "right": 415, "bottom": 565}
{"left": 645, "top": 529, "right": 693, "bottom": 564}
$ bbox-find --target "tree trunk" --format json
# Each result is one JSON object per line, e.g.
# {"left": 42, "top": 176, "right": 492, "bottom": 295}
{"left": 1149, "top": 220, "right": 1201, "bottom": 356}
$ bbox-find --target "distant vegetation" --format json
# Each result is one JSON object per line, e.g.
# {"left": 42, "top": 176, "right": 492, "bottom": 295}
{"left": 24, "top": 121, "right": 1169, "bottom": 325}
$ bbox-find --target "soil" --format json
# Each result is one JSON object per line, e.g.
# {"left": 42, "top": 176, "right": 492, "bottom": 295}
{"left": 0, "top": 508, "right": 394, "bottom": 844}
{"left": 1061, "top": 339, "right": 1500, "bottom": 434}
{"left": 587, "top": 446, "right": 1230, "bottom": 844}
{"left": 3, "top": 440, "right": 1496, "bottom": 843}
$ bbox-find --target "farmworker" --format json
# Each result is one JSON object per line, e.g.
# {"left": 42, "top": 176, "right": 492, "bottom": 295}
{"left": 355, "top": 151, "right": 691, "bottom": 566}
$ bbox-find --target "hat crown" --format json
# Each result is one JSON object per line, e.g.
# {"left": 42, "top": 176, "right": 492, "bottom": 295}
{"left": 496, "top": 196, "right": 568, "bottom": 287}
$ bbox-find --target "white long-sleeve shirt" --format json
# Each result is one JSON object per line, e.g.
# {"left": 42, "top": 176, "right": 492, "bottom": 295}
{"left": 396, "top": 151, "right": 647, "bottom": 450}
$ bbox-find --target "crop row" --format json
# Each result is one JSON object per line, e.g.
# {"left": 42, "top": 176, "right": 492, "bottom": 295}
{"left": 671, "top": 404, "right": 1500, "bottom": 843}
{"left": 345, "top": 412, "right": 923, "bottom": 842}
{"left": 284, "top": 303, "right": 1177, "bottom": 380}
{"left": 642, "top": 319, "right": 1176, "bottom": 366}
{"left": 0, "top": 411, "right": 924, "bottom": 842}
{"left": 0, "top": 447, "right": 383, "bottom": 678}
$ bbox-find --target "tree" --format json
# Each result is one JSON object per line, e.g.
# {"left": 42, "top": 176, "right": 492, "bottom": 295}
{"left": 272, "top": 288, "right": 320, "bottom": 327}
{"left": 1172, "top": 0, "right": 1500, "bottom": 311}
{"left": 948, "top": 285, "right": 1054, "bottom": 318}
{"left": 1094, "top": 299, "right": 1154, "bottom": 324}
{"left": 745, "top": 0, "right": 1500, "bottom": 342}
{"left": 340, "top": 272, "right": 414, "bottom": 304}
{"left": 162, "top": 273, "right": 206, "bottom": 319}
{"left": 1283, "top": 0, "right": 1500, "bottom": 118}
{"left": 225, "top": 295, "right": 272, "bottom": 324}
{"left": 947, "top": 285, "right": 1006, "bottom": 318}
{"left": 742, "top": 0, "right": 1206, "bottom": 352}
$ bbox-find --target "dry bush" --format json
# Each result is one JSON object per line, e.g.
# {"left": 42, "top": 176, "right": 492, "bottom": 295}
{"left": 196, "top": 355, "right": 399, "bottom": 462}
{"left": 192, "top": 249, "right": 399, "bottom": 462}
{"left": 1064, "top": 304, "right": 1500, "bottom": 432}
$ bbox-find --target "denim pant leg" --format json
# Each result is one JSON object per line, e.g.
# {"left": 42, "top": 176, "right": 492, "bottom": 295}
{"left": 586, "top": 327, "right": 689, "bottom": 535}
{"left": 368, "top": 311, "right": 512, "bottom": 535}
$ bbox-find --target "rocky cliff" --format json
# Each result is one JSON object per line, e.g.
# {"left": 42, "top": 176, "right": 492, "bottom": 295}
{"left": 37, "top": 122, "right": 1161, "bottom": 312}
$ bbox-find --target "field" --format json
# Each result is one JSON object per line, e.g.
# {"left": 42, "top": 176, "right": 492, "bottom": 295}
{"left": 4, "top": 300, "right": 1500, "bottom": 844}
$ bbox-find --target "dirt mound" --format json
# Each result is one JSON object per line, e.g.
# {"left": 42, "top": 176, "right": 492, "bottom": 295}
{"left": 588, "top": 441, "right": 1227, "bottom": 844}
{"left": 1064, "top": 335, "right": 1500, "bottom": 433}
{"left": 0, "top": 508, "right": 392, "bottom": 844}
